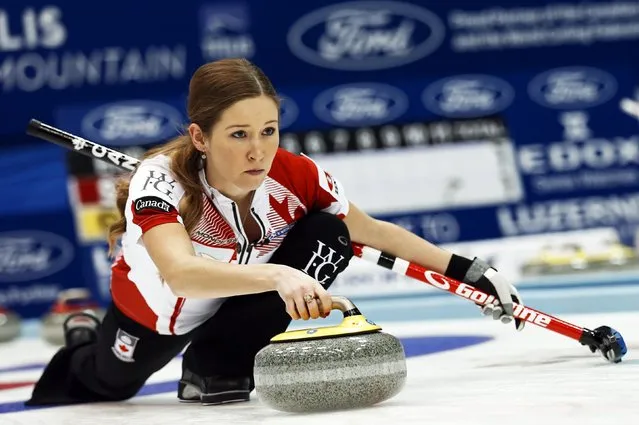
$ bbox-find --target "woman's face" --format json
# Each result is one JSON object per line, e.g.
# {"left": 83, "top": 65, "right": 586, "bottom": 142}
{"left": 198, "top": 95, "right": 280, "bottom": 200}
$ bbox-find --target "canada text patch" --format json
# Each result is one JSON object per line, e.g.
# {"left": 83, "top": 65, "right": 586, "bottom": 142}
{"left": 134, "top": 196, "right": 175, "bottom": 214}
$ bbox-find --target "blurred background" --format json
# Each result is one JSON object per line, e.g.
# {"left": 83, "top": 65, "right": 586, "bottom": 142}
{"left": 1, "top": 0, "right": 639, "bottom": 321}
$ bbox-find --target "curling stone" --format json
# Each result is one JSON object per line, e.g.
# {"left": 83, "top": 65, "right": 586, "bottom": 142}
{"left": 41, "top": 288, "right": 106, "bottom": 345}
{"left": 0, "top": 306, "right": 21, "bottom": 342}
{"left": 254, "top": 296, "right": 406, "bottom": 413}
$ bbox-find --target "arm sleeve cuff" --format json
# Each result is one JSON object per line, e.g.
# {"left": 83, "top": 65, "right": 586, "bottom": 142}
{"left": 444, "top": 253, "right": 473, "bottom": 282}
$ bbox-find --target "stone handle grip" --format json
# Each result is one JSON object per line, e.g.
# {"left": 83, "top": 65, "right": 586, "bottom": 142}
{"left": 330, "top": 296, "right": 360, "bottom": 317}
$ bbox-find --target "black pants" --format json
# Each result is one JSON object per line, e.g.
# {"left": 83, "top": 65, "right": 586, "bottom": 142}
{"left": 26, "top": 212, "right": 353, "bottom": 406}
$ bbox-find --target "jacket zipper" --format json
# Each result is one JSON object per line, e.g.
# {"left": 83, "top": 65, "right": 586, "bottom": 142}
{"left": 231, "top": 202, "right": 248, "bottom": 264}
{"left": 242, "top": 208, "right": 266, "bottom": 264}
{"left": 251, "top": 208, "right": 267, "bottom": 244}
{"left": 231, "top": 202, "right": 269, "bottom": 265}
{"left": 245, "top": 244, "right": 254, "bottom": 263}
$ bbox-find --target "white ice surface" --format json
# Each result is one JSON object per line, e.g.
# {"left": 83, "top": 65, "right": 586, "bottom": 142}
{"left": 0, "top": 310, "right": 636, "bottom": 425}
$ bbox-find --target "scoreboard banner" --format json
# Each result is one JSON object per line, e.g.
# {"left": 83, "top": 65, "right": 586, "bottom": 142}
{"left": 2, "top": 0, "right": 639, "bottom": 137}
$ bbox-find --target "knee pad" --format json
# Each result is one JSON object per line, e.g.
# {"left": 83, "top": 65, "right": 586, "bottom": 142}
{"left": 270, "top": 212, "right": 353, "bottom": 288}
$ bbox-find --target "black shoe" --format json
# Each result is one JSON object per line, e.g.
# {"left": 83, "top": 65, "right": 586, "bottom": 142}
{"left": 63, "top": 312, "right": 100, "bottom": 348}
{"left": 178, "top": 367, "right": 251, "bottom": 405}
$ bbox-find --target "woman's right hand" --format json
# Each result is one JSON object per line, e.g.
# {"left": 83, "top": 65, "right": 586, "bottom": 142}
{"left": 269, "top": 264, "right": 333, "bottom": 320}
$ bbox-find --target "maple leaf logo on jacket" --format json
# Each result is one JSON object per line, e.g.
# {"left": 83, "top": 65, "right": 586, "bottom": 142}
{"left": 269, "top": 195, "right": 306, "bottom": 224}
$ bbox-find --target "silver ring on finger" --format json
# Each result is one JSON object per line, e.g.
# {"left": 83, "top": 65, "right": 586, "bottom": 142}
{"left": 304, "top": 293, "right": 315, "bottom": 304}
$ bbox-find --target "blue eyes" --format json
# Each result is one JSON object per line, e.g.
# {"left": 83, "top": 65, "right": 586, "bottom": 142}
{"left": 231, "top": 127, "right": 277, "bottom": 139}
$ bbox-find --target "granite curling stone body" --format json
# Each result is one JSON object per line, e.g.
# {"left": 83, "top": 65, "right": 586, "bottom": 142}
{"left": 254, "top": 296, "right": 406, "bottom": 412}
{"left": 0, "top": 307, "right": 21, "bottom": 342}
{"left": 41, "top": 288, "right": 106, "bottom": 345}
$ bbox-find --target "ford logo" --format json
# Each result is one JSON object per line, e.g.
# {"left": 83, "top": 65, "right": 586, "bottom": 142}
{"left": 278, "top": 94, "right": 299, "bottom": 130}
{"left": 0, "top": 231, "right": 75, "bottom": 283}
{"left": 287, "top": 1, "right": 445, "bottom": 71}
{"left": 313, "top": 82, "right": 408, "bottom": 126}
{"left": 81, "top": 100, "right": 184, "bottom": 146}
{"left": 422, "top": 75, "right": 514, "bottom": 118}
{"left": 528, "top": 67, "right": 618, "bottom": 109}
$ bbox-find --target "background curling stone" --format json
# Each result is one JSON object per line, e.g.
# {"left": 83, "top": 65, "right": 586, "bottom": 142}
{"left": 41, "top": 288, "right": 106, "bottom": 345}
{"left": 254, "top": 296, "right": 406, "bottom": 413}
{"left": 0, "top": 306, "right": 21, "bottom": 342}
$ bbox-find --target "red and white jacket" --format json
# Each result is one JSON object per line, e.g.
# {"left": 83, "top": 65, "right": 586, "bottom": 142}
{"left": 110, "top": 148, "right": 349, "bottom": 335}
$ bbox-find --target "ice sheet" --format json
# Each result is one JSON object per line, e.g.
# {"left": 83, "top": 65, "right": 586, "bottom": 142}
{"left": 0, "top": 310, "right": 636, "bottom": 425}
